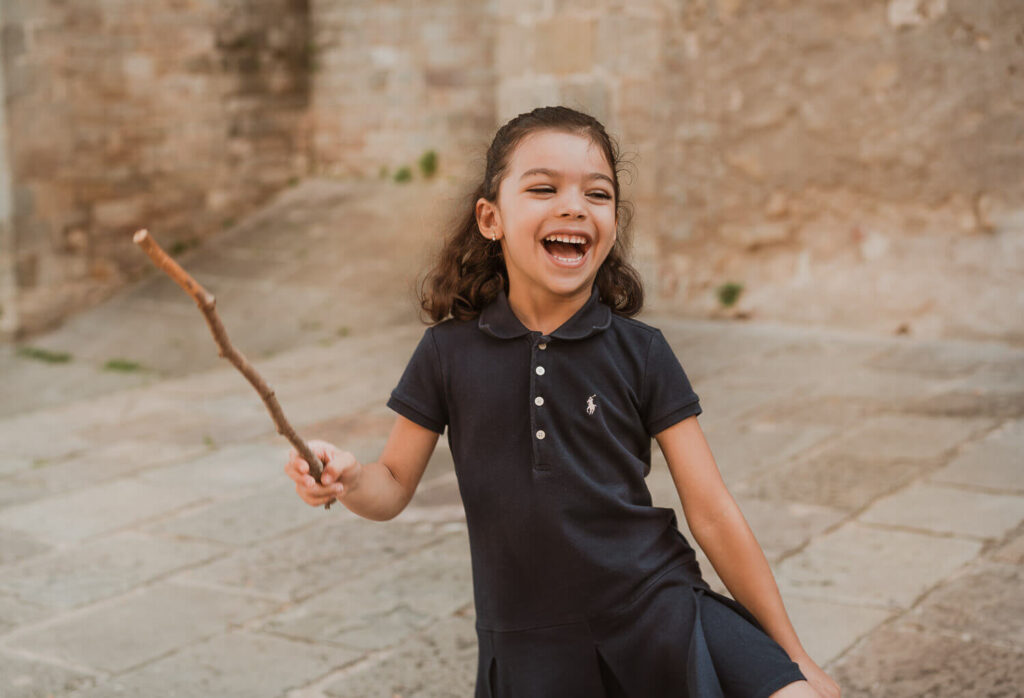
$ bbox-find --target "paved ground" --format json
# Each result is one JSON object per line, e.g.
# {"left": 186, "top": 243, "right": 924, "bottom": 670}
{"left": 1, "top": 178, "right": 1023, "bottom": 697}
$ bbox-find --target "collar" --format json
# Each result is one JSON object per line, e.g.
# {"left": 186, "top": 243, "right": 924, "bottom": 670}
{"left": 477, "top": 285, "right": 612, "bottom": 341}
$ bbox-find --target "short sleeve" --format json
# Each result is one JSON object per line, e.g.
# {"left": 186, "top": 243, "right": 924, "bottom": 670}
{"left": 641, "top": 329, "right": 702, "bottom": 436}
{"left": 386, "top": 327, "right": 448, "bottom": 434}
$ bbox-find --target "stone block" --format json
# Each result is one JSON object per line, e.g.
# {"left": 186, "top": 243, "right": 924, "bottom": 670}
{"left": 533, "top": 17, "right": 595, "bottom": 75}
{"left": 559, "top": 77, "right": 611, "bottom": 125}
{"left": 262, "top": 530, "right": 472, "bottom": 650}
{"left": 989, "top": 524, "right": 1024, "bottom": 565}
{"left": 324, "top": 614, "right": 478, "bottom": 697}
{"left": 929, "top": 418, "right": 1024, "bottom": 493}
{"left": 816, "top": 413, "right": 991, "bottom": 462}
{"left": 780, "top": 594, "right": 894, "bottom": 666}
{"left": 0, "top": 592, "right": 49, "bottom": 635}
{"left": 0, "top": 478, "right": 204, "bottom": 545}
{"left": 0, "top": 530, "right": 225, "bottom": 610}
{"left": 596, "top": 14, "right": 661, "bottom": 73}
{"left": 177, "top": 516, "right": 448, "bottom": 601}
{"left": 734, "top": 452, "right": 930, "bottom": 512}
{"left": 897, "top": 560, "right": 1024, "bottom": 648}
{"left": 829, "top": 625, "right": 1024, "bottom": 698}
{"left": 72, "top": 630, "right": 359, "bottom": 698}
{"left": 0, "top": 526, "right": 50, "bottom": 566}
{"left": 136, "top": 441, "right": 287, "bottom": 496}
{"left": 775, "top": 521, "right": 982, "bottom": 609}
{"left": 144, "top": 485, "right": 322, "bottom": 547}
{"left": 7, "top": 582, "right": 278, "bottom": 674}
{"left": 861, "top": 481, "right": 1024, "bottom": 539}
{"left": 0, "top": 649, "right": 95, "bottom": 698}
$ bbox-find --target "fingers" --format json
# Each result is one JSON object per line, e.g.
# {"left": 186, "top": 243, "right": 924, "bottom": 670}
{"left": 285, "top": 441, "right": 347, "bottom": 507}
{"left": 320, "top": 451, "right": 356, "bottom": 486}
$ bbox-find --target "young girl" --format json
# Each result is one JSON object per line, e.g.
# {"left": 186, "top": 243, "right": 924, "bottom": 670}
{"left": 284, "top": 106, "right": 840, "bottom": 698}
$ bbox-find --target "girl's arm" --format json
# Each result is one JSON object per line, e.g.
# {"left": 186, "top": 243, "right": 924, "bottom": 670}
{"left": 655, "top": 415, "right": 808, "bottom": 660}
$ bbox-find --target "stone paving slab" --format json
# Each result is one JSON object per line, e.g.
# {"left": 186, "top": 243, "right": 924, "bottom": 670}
{"left": 322, "top": 614, "right": 479, "bottom": 698}
{"left": 897, "top": 559, "right": 1024, "bottom": 648}
{"left": 829, "top": 624, "right": 1024, "bottom": 697}
{"left": 734, "top": 451, "right": 933, "bottom": 512}
{"left": 69, "top": 630, "right": 362, "bottom": 698}
{"left": 929, "top": 417, "right": 1024, "bottom": 493}
{"left": 0, "top": 594, "right": 48, "bottom": 636}
{"left": 173, "top": 516, "right": 451, "bottom": 603}
{"left": 2, "top": 438, "right": 213, "bottom": 507}
{"left": 0, "top": 531, "right": 226, "bottom": 611}
{"left": 778, "top": 596, "right": 894, "bottom": 667}
{"left": 143, "top": 485, "right": 325, "bottom": 548}
{"left": 0, "top": 650, "right": 95, "bottom": 698}
{"left": 262, "top": 530, "right": 473, "bottom": 652}
{"left": 3, "top": 582, "right": 279, "bottom": 674}
{"left": 775, "top": 521, "right": 983, "bottom": 609}
{"left": 860, "top": 481, "right": 1024, "bottom": 540}
{"left": 0, "top": 478, "right": 205, "bottom": 546}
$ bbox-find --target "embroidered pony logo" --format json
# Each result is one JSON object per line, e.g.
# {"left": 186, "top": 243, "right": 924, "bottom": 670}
{"left": 586, "top": 394, "right": 597, "bottom": 415}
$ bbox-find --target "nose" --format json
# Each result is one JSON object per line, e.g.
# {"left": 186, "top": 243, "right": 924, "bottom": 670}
{"left": 558, "top": 190, "right": 586, "bottom": 219}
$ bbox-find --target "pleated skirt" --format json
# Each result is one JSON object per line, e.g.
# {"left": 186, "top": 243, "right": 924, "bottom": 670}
{"left": 474, "top": 562, "right": 806, "bottom": 698}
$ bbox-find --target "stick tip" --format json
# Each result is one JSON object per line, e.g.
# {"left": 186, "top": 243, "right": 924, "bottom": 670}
{"left": 132, "top": 229, "right": 149, "bottom": 244}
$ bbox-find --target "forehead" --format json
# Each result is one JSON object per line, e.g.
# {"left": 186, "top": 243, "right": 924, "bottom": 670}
{"left": 506, "top": 130, "right": 613, "bottom": 177}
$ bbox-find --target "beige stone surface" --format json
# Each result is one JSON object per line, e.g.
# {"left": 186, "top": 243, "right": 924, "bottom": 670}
{"left": 860, "top": 481, "right": 1024, "bottom": 540}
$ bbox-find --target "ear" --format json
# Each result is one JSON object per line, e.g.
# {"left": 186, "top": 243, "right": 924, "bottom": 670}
{"left": 476, "top": 197, "right": 502, "bottom": 241}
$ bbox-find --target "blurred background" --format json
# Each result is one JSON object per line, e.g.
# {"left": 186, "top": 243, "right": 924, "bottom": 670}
{"left": 1, "top": 0, "right": 1021, "bottom": 345}
{"left": 1, "top": 1, "right": 1022, "bottom": 697}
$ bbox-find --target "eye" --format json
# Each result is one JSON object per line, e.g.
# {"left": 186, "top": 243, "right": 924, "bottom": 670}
{"left": 589, "top": 191, "right": 612, "bottom": 200}
{"left": 527, "top": 187, "right": 554, "bottom": 194}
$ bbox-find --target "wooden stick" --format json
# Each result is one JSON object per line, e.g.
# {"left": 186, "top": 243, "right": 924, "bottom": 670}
{"left": 132, "top": 228, "right": 334, "bottom": 510}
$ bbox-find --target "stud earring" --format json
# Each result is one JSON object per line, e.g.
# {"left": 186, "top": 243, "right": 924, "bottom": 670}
{"left": 491, "top": 232, "right": 497, "bottom": 241}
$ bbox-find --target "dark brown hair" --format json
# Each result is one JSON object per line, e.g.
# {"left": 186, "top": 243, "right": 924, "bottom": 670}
{"left": 419, "top": 105, "right": 643, "bottom": 323}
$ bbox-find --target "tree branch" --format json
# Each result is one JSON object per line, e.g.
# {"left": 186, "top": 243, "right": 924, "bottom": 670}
{"left": 132, "top": 228, "right": 333, "bottom": 510}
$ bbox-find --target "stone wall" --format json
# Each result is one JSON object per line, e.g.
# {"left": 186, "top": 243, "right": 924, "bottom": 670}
{"left": 309, "top": 0, "right": 497, "bottom": 180}
{"left": 2, "top": 0, "right": 1021, "bottom": 341}
{"left": 0, "top": 0, "right": 311, "bottom": 337}
{"left": 650, "top": 0, "right": 1024, "bottom": 317}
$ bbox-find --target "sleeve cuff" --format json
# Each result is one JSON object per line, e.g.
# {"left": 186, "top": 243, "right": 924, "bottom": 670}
{"left": 387, "top": 395, "right": 446, "bottom": 435}
{"left": 647, "top": 398, "right": 702, "bottom": 436}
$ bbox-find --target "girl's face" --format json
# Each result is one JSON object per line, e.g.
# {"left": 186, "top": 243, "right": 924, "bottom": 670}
{"left": 476, "top": 130, "right": 618, "bottom": 305}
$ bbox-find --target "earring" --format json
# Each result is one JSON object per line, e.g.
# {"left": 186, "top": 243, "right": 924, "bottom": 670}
{"left": 491, "top": 232, "right": 497, "bottom": 241}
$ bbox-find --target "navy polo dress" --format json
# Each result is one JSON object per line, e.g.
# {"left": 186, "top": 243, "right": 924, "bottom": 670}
{"left": 387, "top": 285, "right": 806, "bottom": 698}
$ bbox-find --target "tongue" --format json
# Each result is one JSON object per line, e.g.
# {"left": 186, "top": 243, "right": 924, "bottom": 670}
{"left": 547, "top": 241, "right": 583, "bottom": 259}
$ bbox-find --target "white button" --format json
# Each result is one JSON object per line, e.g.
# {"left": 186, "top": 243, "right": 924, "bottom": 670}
{"left": 539, "top": 343, "right": 547, "bottom": 350}
{"left": 535, "top": 396, "right": 544, "bottom": 406}
{"left": 536, "top": 430, "right": 546, "bottom": 440}
{"left": 535, "top": 366, "right": 545, "bottom": 376}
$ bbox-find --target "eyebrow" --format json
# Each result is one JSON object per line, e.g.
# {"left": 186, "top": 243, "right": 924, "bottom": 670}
{"left": 519, "top": 168, "right": 614, "bottom": 186}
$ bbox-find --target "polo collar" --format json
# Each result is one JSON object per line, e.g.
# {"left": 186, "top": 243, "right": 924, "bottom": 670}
{"left": 478, "top": 285, "right": 612, "bottom": 341}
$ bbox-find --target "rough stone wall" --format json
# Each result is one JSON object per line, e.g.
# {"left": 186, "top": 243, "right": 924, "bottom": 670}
{"left": 309, "top": 0, "right": 497, "bottom": 180}
{"left": 649, "top": 0, "right": 1024, "bottom": 331}
{"left": 2, "top": 0, "right": 1021, "bottom": 342}
{"left": 1, "top": 0, "right": 311, "bottom": 337}
{"left": 493, "top": 0, "right": 668, "bottom": 289}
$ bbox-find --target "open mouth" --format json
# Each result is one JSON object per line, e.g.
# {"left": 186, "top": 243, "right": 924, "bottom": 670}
{"left": 541, "top": 233, "right": 591, "bottom": 268}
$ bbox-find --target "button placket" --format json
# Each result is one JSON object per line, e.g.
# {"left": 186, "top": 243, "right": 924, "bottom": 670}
{"left": 530, "top": 335, "right": 551, "bottom": 469}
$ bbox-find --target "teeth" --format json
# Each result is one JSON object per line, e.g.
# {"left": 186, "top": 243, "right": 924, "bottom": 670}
{"left": 543, "top": 234, "right": 587, "bottom": 245}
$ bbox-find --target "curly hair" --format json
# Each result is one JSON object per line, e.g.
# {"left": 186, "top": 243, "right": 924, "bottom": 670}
{"left": 419, "top": 105, "right": 643, "bottom": 323}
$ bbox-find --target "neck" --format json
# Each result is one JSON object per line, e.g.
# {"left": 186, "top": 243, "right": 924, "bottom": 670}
{"left": 506, "top": 285, "right": 593, "bottom": 335}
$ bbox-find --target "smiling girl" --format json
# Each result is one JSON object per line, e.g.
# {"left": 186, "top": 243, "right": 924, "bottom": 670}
{"left": 285, "top": 106, "right": 840, "bottom": 698}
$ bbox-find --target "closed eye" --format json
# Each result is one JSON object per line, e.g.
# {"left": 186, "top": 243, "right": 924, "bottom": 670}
{"left": 527, "top": 187, "right": 612, "bottom": 200}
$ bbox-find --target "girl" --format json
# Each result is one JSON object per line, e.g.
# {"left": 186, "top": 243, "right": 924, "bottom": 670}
{"left": 284, "top": 106, "right": 841, "bottom": 698}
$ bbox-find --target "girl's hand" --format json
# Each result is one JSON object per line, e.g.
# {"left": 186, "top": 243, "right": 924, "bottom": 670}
{"left": 793, "top": 653, "right": 840, "bottom": 698}
{"left": 284, "top": 439, "right": 363, "bottom": 507}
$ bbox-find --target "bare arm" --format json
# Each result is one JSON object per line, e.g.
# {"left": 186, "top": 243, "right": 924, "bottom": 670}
{"left": 655, "top": 416, "right": 808, "bottom": 660}
{"left": 285, "top": 414, "right": 440, "bottom": 521}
